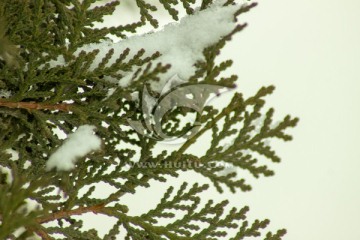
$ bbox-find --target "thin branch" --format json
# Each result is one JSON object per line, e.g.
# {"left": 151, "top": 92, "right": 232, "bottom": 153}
{"left": 34, "top": 229, "right": 51, "bottom": 240}
{"left": 173, "top": 98, "right": 237, "bottom": 162}
{"left": 37, "top": 203, "right": 105, "bottom": 224}
{"left": 23, "top": 224, "right": 52, "bottom": 240}
{"left": 0, "top": 100, "right": 73, "bottom": 112}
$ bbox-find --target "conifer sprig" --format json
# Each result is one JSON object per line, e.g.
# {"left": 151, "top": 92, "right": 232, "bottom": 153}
{"left": 0, "top": 0, "right": 298, "bottom": 239}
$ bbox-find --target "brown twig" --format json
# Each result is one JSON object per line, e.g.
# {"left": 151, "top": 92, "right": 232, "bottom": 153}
{"left": 30, "top": 203, "right": 105, "bottom": 239}
{"left": 0, "top": 100, "right": 73, "bottom": 112}
{"left": 37, "top": 203, "right": 105, "bottom": 224}
{"left": 34, "top": 229, "right": 52, "bottom": 240}
{"left": 24, "top": 224, "right": 52, "bottom": 240}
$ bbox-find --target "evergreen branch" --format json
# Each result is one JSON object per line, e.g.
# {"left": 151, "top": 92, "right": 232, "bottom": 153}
{"left": 37, "top": 203, "right": 106, "bottom": 224}
{"left": 0, "top": 1, "right": 296, "bottom": 239}
{"left": 38, "top": 202, "right": 192, "bottom": 240}
{"left": 30, "top": 227, "right": 51, "bottom": 240}
{"left": 120, "top": 214, "right": 193, "bottom": 240}
{"left": 0, "top": 100, "right": 73, "bottom": 112}
{"left": 173, "top": 86, "right": 275, "bottom": 161}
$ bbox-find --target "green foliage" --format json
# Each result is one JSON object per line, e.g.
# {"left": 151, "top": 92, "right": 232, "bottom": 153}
{"left": 0, "top": 0, "right": 298, "bottom": 239}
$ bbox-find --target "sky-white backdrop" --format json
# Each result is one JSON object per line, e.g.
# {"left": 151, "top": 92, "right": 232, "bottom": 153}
{"left": 93, "top": 1, "right": 360, "bottom": 239}
{"left": 222, "top": 0, "right": 360, "bottom": 239}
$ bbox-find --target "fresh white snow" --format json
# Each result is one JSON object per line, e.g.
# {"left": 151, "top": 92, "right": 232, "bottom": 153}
{"left": 0, "top": 89, "right": 11, "bottom": 98}
{"left": 50, "top": 0, "right": 241, "bottom": 92}
{"left": 46, "top": 125, "right": 102, "bottom": 171}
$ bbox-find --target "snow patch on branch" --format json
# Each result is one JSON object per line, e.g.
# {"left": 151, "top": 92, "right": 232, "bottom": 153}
{"left": 0, "top": 149, "right": 20, "bottom": 184}
{"left": 46, "top": 125, "right": 101, "bottom": 171}
{"left": 50, "top": 1, "right": 241, "bottom": 92}
{"left": 0, "top": 89, "right": 12, "bottom": 98}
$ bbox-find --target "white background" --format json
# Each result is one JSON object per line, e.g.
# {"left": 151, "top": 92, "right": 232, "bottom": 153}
{"left": 229, "top": 1, "right": 360, "bottom": 239}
